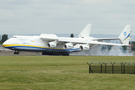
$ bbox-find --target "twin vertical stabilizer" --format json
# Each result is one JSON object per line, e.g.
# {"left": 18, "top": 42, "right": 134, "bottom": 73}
{"left": 118, "top": 25, "right": 131, "bottom": 44}
{"left": 78, "top": 24, "right": 92, "bottom": 38}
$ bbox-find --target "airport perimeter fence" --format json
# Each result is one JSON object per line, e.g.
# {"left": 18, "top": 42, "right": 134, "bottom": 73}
{"left": 87, "top": 62, "right": 135, "bottom": 74}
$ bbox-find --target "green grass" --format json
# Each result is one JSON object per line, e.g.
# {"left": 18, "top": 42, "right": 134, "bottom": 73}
{"left": 0, "top": 56, "right": 135, "bottom": 90}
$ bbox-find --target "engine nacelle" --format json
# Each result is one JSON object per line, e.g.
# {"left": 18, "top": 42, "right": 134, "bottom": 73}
{"left": 80, "top": 44, "right": 90, "bottom": 50}
{"left": 64, "top": 43, "right": 73, "bottom": 49}
{"left": 48, "top": 41, "right": 57, "bottom": 48}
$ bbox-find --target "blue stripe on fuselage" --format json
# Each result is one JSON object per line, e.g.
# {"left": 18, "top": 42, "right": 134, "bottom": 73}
{"left": 5, "top": 46, "right": 80, "bottom": 52}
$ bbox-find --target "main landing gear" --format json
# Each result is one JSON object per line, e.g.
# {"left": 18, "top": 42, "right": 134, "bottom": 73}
{"left": 42, "top": 51, "right": 69, "bottom": 56}
{"left": 14, "top": 51, "right": 19, "bottom": 54}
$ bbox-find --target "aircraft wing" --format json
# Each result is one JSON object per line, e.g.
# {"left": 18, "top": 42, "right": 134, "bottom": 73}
{"left": 58, "top": 38, "right": 129, "bottom": 46}
{"left": 40, "top": 34, "right": 129, "bottom": 46}
{"left": 92, "top": 38, "right": 120, "bottom": 41}
{"left": 92, "top": 37, "right": 131, "bottom": 44}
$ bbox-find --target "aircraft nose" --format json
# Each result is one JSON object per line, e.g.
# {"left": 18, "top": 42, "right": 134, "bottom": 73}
{"left": 2, "top": 40, "right": 8, "bottom": 47}
{"left": 2, "top": 42, "right": 6, "bottom": 47}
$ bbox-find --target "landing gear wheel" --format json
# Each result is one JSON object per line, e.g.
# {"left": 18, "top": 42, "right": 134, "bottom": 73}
{"left": 14, "top": 51, "right": 19, "bottom": 54}
{"left": 42, "top": 51, "right": 69, "bottom": 56}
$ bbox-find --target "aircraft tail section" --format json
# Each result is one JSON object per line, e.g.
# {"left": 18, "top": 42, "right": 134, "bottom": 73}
{"left": 78, "top": 24, "right": 91, "bottom": 38}
{"left": 118, "top": 25, "right": 131, "bottom": 44}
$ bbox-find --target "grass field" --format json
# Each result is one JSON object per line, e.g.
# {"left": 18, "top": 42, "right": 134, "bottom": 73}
{"left": 0, "top": 56, "right": 135, "bottom": 90}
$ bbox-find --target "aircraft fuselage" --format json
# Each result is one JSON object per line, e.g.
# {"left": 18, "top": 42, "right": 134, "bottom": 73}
{"left": 3, "top": 36, "right": 80, "bottom": 55}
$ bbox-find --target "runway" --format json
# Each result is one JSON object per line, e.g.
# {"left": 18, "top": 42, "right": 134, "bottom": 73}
{"left": 0, "top": 45, "right": 11, "bottom": 51}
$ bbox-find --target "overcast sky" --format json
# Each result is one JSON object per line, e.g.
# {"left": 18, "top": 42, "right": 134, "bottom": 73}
{"left": 0, "top": 0, "right": 135, "bottom": 36}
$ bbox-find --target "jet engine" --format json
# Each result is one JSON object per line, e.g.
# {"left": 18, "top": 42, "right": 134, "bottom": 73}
{"left": 80, "top": 44, "right": 90, "bottom": 50}
{"left": 48, "top": 41, "right": 57, "bottom": 48}
{"left": 64, "top": 43, "right": 73, "bottom": 49}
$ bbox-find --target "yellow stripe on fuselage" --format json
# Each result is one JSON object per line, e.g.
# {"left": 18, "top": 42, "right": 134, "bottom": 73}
{"left": 3, "top": 44, "right": 64, "bottom": 50}
{"left": 3, "top": 44, "right": 47, "bottom": 48}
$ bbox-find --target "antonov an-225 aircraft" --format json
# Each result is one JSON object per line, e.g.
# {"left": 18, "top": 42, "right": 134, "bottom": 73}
{"left": 3, "top": 24, "right": 131, "bottom": 56}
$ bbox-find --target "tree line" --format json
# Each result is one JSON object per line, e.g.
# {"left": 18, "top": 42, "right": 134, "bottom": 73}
{"left": 0, "top": 34, "right": 8, "bottom": 44}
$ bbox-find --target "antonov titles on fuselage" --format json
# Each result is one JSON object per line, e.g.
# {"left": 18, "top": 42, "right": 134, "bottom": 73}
{"left": 3, "top": 24, "right": 131, "bottom": 56}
